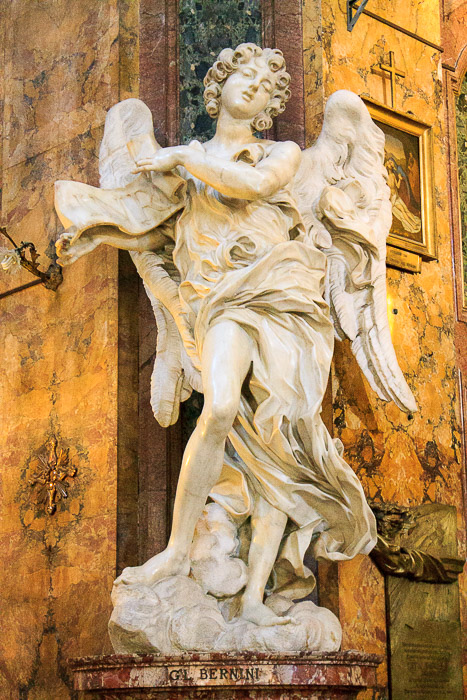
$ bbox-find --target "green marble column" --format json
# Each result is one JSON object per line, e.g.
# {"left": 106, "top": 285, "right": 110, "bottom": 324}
{"left": 179, "top": 0, "right": 262, "bottom": 143}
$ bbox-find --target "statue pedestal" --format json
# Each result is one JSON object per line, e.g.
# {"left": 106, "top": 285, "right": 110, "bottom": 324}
{"left": 70, "top": 651, "right": 381, "bottom": 699}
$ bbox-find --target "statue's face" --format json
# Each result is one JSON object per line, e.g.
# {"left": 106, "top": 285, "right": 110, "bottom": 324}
{"left": 220, "top": 56, "right": 275, "bottom": 120}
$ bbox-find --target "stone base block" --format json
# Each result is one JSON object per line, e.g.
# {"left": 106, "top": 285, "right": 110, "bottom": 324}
{"left": 70, "top": 651, "right": 381, "bottom": 699}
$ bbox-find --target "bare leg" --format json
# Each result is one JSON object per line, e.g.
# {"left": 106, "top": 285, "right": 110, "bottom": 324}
{"left": 115, "top": 320, "right": 254, "bottom": 586}
{"left": 239, "top": 497, "right": 293, "bottom": 626}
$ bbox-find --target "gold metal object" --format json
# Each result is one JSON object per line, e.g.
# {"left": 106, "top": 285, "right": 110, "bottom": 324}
{"left": 369, "top": 503, "right": 465, "bottom": 583}
{"left": 363, "top": 98, "right": 437, "bottom": 261}
{"left": 386, "top": 245, "right": 422, "bottom": 273}
{"left": 28, "top": 437, "right": 76, "bottom": 515}
{"left": 0, "top": 226, "right": 63, "bottom": 296}
{"left": 379, "top": 51, "right": 406, "bottom": 109}
{"left": 383, "top": 503, "right": 464, "bottom": 697}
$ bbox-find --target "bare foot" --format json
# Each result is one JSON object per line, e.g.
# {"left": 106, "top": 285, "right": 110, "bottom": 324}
{"left": 239, "top": 598, "right": 295, "bottom": 627}
{"left": 114, "top": 548, "right": 190, "bottom": 587}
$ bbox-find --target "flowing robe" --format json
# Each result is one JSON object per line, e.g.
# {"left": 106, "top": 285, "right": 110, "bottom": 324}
{"left": 173, "top": 144, "right": 376, "bottom": 584}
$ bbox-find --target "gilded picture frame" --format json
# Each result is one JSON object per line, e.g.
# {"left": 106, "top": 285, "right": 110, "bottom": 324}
{"left": 363, "top": 98, "right": 437, "bottom": 261}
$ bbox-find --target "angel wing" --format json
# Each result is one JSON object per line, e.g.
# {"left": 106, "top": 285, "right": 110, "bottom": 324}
{"left": 55, "top": 99, "right": 185, "bottom": 239}
{"left": 292, "top": 90, "right": 417, "bottom": 413}
{"left": 98, "top": 98, "right": 202, "bottom": 426}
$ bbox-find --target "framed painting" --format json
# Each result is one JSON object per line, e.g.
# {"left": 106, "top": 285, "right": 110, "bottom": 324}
{"left": 363, "top": 99, "right": 437, "bottom": 261}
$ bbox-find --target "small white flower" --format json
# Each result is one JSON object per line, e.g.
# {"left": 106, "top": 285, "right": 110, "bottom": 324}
{"left": 0, "top": 247, "right": 22, "bottom": 275}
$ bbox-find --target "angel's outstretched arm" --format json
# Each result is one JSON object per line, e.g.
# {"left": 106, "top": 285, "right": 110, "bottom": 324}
{"left": 56, "top": 224, "right": 172, "bottom": 266}
{"left": 134, "top": 142, "right": 301, "bottom": 200}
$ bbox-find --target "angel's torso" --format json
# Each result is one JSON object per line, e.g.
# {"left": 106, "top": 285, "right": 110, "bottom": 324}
{"left": 172, "top": 140, "right": 304, "bottom": 303}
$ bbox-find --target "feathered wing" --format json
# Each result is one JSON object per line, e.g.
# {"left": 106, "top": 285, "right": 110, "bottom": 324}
{"left": 129, "top": 246, "right": 202, "bottom": 427}
{"left": 292, "top": 90, "right": 417, "bottom": 413}
{"left": 55, "top": 99, "right": 185, "bottom": 238}
{"left": 98, "top": 98, "right": 201, "bottom": 426}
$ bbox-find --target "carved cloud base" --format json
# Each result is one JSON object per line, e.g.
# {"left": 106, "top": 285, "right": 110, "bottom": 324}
{"left": 109, "top": 574, "right": 342, "bottom": 655}
{"left": 109, "top": 504, "right": 342, "bottom": 655}
{"left": 70, "top": 651, "right": 381, "bottom": 699}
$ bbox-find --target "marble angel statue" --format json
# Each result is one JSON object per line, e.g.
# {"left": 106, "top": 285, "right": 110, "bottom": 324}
{"left": 55, "top": 43, "right": 417, "bottom": 632}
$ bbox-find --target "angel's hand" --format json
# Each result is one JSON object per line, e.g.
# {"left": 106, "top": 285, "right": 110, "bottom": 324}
{"left": 55, "top": 230, "right": 99, "bottom": 266}
{"left": 133, "top": 146, "right": 189, "bottom": 174}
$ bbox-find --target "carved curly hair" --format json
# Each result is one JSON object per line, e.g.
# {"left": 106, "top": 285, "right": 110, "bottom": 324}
{"left": 203, "top": 43, "right": 291, "bottom": 132}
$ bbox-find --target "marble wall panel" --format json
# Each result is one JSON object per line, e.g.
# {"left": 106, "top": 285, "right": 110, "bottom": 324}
{"left": 456, "top": 75, "right": 467, "bottom": 307}
{"left": 0, "top": 1, "right": 127, "bottom": 697}
{"left": 262, "top": 0, "right": 307, "bottom": 147}
{"left": 139, "top": 0, "right": 179, "bottom": 147}
{"left": 2, "top": 0, "right": 119, "bottom": 168}
{"left": 442, "top": 4, "right": 467, "bottom": 688}
{"left": 118, "top": 0, "right": 140, "bottom": 101}
{"left": 310, "top": 0, "right": 466, "bottom": 694}
{"left": 356, "top": 0, "right": 442, "bottom": 43}
{"left": 442, "top": 0, "right": 467, "bottom": 69}
{"left": 338, "top": 557, "right": 387, "bottom": 700}
{"left": 0, "top": 131, "right": 61, "bottom": 293}
{"left": 0, "top": 0, "right": 5, "bottom": 180}
{"left": 302, "top": 0, "right": 325, "bottom": 145}
{"left": 0, "top": 241, "right": 119, "bottom": 699}
{"left": 179, "top": 0, "right": 262, "bottom": 143}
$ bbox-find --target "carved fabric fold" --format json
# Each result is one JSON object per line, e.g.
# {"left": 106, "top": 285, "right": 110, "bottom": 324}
{"left": 172, "top": 163, "right": 377, "bottom": 573}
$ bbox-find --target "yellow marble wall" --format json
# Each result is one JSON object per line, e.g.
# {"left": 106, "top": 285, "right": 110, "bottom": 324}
{"left": 1, "top": 0, "right": 464, "bottom": 697}
{"left": 302, "top": 0, "right": 465, "bottom": 697}
{"left": 0, "top": 2, "right": 138, "bottom": 697}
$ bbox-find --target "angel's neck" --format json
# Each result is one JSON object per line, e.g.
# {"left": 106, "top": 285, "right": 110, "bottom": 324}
{"left": 211, "top": 109, "right": 255, "bottom": 148}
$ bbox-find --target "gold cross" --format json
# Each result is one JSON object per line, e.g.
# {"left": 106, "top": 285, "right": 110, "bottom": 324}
{"left": 379, "top": 51, "right": 406, "bottom": 108}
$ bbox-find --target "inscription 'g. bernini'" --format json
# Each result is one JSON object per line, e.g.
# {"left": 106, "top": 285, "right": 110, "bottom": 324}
{"left": 168, "top": 667, "right": 261, "bottom": 682}
{"left": 54, "top": 42, "right": 417, "bottom": 654}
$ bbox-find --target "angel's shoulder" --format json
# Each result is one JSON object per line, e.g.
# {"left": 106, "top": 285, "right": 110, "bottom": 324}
{"left": 263, "top": 139, "right": 302, "bottom": 166}
{"left": 265, "top": 139, "right": 301, "bottom": 154}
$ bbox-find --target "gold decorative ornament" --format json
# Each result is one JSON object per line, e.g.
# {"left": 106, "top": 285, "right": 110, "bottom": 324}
{"left": 28, "top": 437, "right": 76, "bottom": 515}
{"left": 386, "top": 245, "right": 422, "bottom": 273}
{"left": 0, "top": 226, "right": 63, "bottom": 300}
{"left": 369, "top": 503, "right": 465, "bottom": 583}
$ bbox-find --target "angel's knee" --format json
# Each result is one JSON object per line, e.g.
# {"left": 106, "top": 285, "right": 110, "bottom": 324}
{"left": 200, "top": 397, "right": 238, "bottom": 440}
